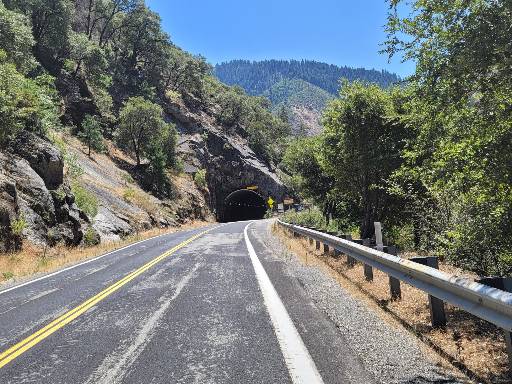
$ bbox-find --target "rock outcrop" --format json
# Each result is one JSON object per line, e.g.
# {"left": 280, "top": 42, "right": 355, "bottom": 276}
{"left": 0, "top": 133, "right": 90, "bottom": 251}
{"left": 167, "top": 100, "right": 287, "bottom": 220}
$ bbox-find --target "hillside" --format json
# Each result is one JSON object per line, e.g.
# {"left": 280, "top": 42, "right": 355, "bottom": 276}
{"left": 214, "top": 59, "right": 400, "bottom": 134}
{"left": 264, "top": 78, "right": 333, "bottom": 135}
{"left": 0, "top": 0, "right": 287, "bottom": 253}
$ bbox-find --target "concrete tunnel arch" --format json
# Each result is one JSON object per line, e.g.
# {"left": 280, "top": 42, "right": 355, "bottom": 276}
{"left": 222, "top": 189, "right": 268, "bottom": 222}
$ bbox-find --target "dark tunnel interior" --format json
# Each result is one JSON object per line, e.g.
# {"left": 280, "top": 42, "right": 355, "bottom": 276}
{"left": 222, "top": 189, "right": 267, "bottom": 222}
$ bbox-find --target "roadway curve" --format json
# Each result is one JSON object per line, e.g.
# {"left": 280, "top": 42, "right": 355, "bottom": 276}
{"left": 0, "top": 220, "right": 462, "bottom": 383}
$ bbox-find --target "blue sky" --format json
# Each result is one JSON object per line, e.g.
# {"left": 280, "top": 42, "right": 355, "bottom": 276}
{"left": 146, "top": 0, "right": 415, "bottom": 77}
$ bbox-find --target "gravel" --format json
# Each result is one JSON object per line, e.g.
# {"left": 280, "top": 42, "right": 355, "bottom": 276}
{"left": 254, "top": 220, "right": 468, "bottom": 384}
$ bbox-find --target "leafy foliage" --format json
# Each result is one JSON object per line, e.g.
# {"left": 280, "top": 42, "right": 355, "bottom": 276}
{"left": 281, "top": 82, "right": 409, "bottom": 240}
{"left": 0, "top": 1, "right": 36, "bottom": 73}
{"left": 71, "top": 182, "right": 98, "bottom": 218}
{"left": 194, "top": 169, "right": 207, "bottom": 189}
{"left": 384, "top": 0, "right": 512, "bottom": 275}
{"left": 0, "top": 52, "right": 60, "bottom": 145}
{"left": 117, "top": 97, "right": 176, "bottom": 167}
{"left": 322, "top": 81, "right": 408, "bottom": 238}
{"left": 78, "top": 114, "right": 104, "bottom": 156}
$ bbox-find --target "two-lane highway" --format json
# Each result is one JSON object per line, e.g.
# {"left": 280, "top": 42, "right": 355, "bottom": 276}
{"left": 0, "top": 220, "right": 461, "bottom": 383}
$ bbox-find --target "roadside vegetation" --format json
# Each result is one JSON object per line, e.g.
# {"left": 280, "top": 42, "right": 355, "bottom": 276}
{"left": 0, "top": 222, "right": 210, "bottom": 285}
{"left": 281, "top": 0, "right": 512, "bottom": 276}
{"left": 0, "top": 0, "right": 292, "bottom": 196}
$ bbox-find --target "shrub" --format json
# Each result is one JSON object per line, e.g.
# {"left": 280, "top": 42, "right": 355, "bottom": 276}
{"left": 194, "top": 169, "right": 207, "bottom": 189}
{"left": 11, "top": 215, "right": 26, "bottom": 236}
{"left": 83, "top": 227, "right": 99, "bottom": 246}
{"left": 121, "top": 173, "right": 135, "bottom": 185}
{"left": 282, "top": 208, "right": 327, "bottom": 229}
{"left": 65, "top": 153, "right": 84, "bottom": 179}
{"left": 123, "top": 188, "right": 136, "bottom": 202}
{"left": 71, "top": 182, "right": 98, "bottom": 218}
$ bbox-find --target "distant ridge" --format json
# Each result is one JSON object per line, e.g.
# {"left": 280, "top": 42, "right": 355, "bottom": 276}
{"left": 214, "top": 59, "right": 400, "bottom": 135}
{"left": 214, "top": 59, "right": 400, "bottom": 96}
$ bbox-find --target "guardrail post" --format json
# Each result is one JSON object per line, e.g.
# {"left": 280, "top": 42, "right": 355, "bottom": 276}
{"left": 343, "top": 234, "right": 356, "bottom": 265}
{"left": 387, "top": 246, "right": 401, "bottom": 300}
{"left": 315, "top": 239, "right": 321, "bottom": 250}
{"left": 374, "top": 222, "right": 383, "bottom": 250}
{"left": 362, "top": 239, "right": 373, "bottom": 281}
{"left": 506, "top": 331, "right": 512, "bottom": 375}
{"left": 410, "top": 256, "right": 447, "bottom": 327}
{"left": 476, "top": 277, "right": 512, "bottom": 374}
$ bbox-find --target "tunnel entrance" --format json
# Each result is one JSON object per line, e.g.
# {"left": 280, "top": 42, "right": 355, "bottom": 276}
{"left": 222, "top": 189, "right": 267, "bottom": 222}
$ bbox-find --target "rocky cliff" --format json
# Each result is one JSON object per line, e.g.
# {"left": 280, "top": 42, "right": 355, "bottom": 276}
{"left": 165, "top": 100, "right": 287, "bottom": 221}
{"left": 0, "top": 130, "right": 213, "bottom": 251}
{"left": 0, "top": 131, "right": 90, "bottom": 251}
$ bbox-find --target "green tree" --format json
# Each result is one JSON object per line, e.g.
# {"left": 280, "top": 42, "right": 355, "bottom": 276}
{"left": 0, "top": 1, "right": 36, "bottom": 73}
{"left": 281, "top": 136, "right": 335, "bottom": 220}
{"left": 385, "top": 0, "right": 512, "bottom": 274}
{"left": 0, "top": 51, "right": 60, "bottom": 145}
{"left": 117, "top": 96, "right": 176, "bottom": 167}
{"left": 321, "top": 81, "right": 407, "bottom": 238}
{"left": 78, "top": 114, "right": 104, "bottom": 156}
{"left": 4, "top": 0, "right": 72, "bottom": 64}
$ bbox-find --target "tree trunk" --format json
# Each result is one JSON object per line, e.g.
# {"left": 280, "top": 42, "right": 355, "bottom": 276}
{"left": 360, "top": 205, "right": 374, "bottom": 240}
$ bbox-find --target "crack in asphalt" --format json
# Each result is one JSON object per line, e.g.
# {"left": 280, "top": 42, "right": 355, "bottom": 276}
{"left": 85, "top": 262, "right": 202, "bottom": 384}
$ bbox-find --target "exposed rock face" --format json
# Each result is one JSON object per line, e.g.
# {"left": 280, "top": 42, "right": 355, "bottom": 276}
{"left": 64, "top": 138, "right": 212, "bottom": 242}
{"left": 0, "top": 133, "right": 90, "bottom": 251}
{"left": 168, "top": 101, "right": 287, "bottom": 220}
{"left": 12, "top": 130, "right": 64, "bottom": 189}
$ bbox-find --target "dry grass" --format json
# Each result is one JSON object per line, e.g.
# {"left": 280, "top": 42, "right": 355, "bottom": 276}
{"left": 0, "top": 220, "right": 211, "bottom": 287}
{"left": 121, "top": 187, "right": 160, "bottom": 216}
{"left": 274, "top": 225, "right": 510, "bottom": 384}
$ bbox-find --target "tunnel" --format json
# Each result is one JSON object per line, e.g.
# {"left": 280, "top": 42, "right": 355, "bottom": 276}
{"left": 222, "top": 189, "right": 267, "bottom": 222}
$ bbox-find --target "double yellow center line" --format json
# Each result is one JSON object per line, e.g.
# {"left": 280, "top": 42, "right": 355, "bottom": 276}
{"left": 0, "top": 226, "right": 215, "bottom": 369}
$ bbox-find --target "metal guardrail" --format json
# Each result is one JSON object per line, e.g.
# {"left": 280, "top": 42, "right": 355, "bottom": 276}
{"left": 278, "top": 220, "right": 512, "bottom": 332}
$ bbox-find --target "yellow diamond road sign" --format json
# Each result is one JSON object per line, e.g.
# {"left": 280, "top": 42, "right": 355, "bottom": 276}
{"left": 267, "top": 197, "right": 274, "bottom": 209}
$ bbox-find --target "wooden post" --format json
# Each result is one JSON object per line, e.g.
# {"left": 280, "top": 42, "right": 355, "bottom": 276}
{"left": 477, "top": 277, "right": 512, "bottom": 374}
{"left": 374, "top": 222, "right": 383, "bottom": 251}
{"left": 506, "top": 331, "right": 512, "bottom": 376}
{"left": 410, "top": 256, "right": 447, "bottom": 327}
{"left": 343, "top": 234, "right": 356, "bottom": 266}
{"left": 363, "top": 238, "right": 373, "bottom": 281}
{"left": 387, "top": 246, "right": 401, "bottom": 300}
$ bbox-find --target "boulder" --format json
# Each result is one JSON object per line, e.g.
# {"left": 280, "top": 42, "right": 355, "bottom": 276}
{"left": 0, "top": 145, "right": 88, "bottom": 249}
{"left": 11, "top": 130, "right": 64, "bottom": 190}
{"left": 0, "top": 174, "right": 20, "bottom": 252}
{"left": 93, "top": 207, "right": 133, "bottom": 242}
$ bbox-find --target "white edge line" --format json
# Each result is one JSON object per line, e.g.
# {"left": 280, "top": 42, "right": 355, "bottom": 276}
{"left": 0, "top": 225, "right": 212, "bottom": 296}
{"left": 244, "top": 222, "right": 324, "bottom": 384}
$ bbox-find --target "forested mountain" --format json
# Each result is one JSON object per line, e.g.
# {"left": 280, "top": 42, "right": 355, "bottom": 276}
{"left": 214, "top": 59, "right": 400, "bottom": 96}
{"left": 264, "top": 78, "right": 333, "bottom": 135}
{"left": 214, "top": 60, "right": 400, "bottom": 135}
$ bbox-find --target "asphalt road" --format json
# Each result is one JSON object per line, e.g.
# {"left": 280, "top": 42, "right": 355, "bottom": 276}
{"left": 0, "top": 220, "right": 458, "bottom": 383}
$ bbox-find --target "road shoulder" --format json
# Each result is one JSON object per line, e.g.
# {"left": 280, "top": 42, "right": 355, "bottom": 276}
{"left": 248, "top": 219, "right": 469, "bottom": 384}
